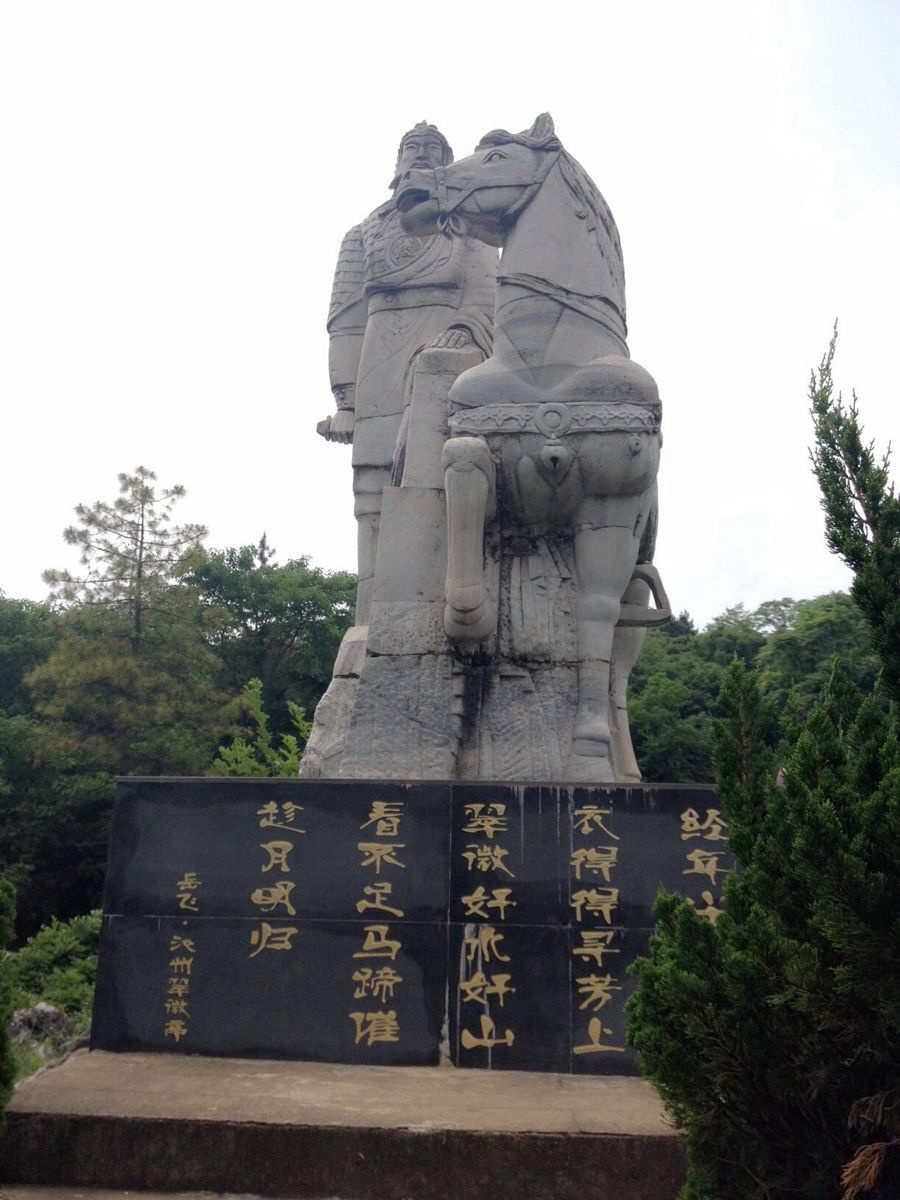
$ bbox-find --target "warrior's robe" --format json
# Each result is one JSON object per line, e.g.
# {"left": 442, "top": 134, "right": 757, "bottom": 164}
{"left": 328, "top": 201, "right": 496, "bottom": 619}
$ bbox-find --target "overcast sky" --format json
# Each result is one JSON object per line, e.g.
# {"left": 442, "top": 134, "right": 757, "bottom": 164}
{"left": 2, "top": 0, "right": 897, "bottom": 627}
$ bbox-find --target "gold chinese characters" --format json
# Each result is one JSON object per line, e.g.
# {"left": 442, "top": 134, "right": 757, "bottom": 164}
{"left": 680, "top": 807, "right": 730, "bottom": 923}
{"left": 458, "top": 800, "right": 517, "bottom": 1053}
{"left": 349, "top": 799, "right": 407, "bottom": 1048}
{"left": 249, "top": 801, "right": 302, "bottom": 959}
{"left": 571, "top": 801, "right": 625, "bottom": 1055}
{"left": 164, "top": 881, "right": 201, "bottom": 1043}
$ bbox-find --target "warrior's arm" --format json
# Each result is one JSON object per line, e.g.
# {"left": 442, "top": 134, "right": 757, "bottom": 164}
{"left": 321, "top": 224, "right": 367, "bottom": 442}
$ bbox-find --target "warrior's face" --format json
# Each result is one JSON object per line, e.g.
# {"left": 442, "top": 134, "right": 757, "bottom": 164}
{"left": 397, "top": 132, "right": 447, "bottom": 173}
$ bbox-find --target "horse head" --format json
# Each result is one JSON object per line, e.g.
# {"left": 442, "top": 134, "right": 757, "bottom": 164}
{"left": 395, "top": 113, "right": 560, "bottom": 247}
{"left": 396, "top": 113, "right": 626, "bottom": 351}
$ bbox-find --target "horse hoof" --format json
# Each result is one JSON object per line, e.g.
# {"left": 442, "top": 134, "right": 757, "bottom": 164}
{"left": 445, "top": 601, "right": 496, "bottom": 642}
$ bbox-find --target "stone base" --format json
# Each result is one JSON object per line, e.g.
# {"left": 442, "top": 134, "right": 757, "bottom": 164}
{"left": 1, "top": 1050, "right": 684, "bottom": 1200}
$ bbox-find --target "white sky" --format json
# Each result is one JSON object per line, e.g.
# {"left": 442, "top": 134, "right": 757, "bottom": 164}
{"left": 1, "top": 0, "right": 898, "bottom": 627}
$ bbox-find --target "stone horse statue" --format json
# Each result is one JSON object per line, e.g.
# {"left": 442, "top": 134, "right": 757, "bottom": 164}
{"left": 396, "top": 113, "right": 669, "bottom": 782}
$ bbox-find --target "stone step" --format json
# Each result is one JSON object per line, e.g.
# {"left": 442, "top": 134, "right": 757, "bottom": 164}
{"left": 1, "top": 1051, "right": 684, "bottom": 1200}
{"left": 1, "top": 1190, "right": 291, "bottom": 1200}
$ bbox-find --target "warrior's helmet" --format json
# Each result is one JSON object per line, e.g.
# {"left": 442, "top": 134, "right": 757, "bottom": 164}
{"left": 389, "top": 121, "right": 453, "bottom": 189}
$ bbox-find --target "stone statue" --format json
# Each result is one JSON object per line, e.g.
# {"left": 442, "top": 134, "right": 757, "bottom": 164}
{"left": 318, "top": 121, "right": 497, "bottom": 625}
{"left": 302, "top": 115, "right": 668, "bottom": 784}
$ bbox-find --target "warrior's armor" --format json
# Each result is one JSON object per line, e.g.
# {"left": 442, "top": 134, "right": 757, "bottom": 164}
{"left": 327, "top": 185, "right": 496, "bottom": 623}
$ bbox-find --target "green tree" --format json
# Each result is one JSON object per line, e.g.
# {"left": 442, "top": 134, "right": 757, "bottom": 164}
{"left": 1, "top": 470, "right": 231, "bottom": 939}
{"left": 750, "top": 596, "right": 800, "bottom": 634}
{"left": 27, "top": 600, "right": 230, "bottom": 775}
{"left": 627, "top": 343, "right": 900, "bottom": 1199}
{"left": 7, "top": 910, "right": 101, "bottom": 1030}
{"left": 0, "top": 712, "right": 113, "bottom": 940}
{"left": 43, "top": 466, "right": 206, "bottom": 656}
{"left": 811, "top": 330, "right": 900, "bottom": 701}
{"left": 700, "top": 604, "right": 767, "bottom": 668}
{"left": 757, "top": 592, "right": 879, "bottom": 713}
{"left": 629, "top": 663, "right": 900, "bottom": 1199}
{"left": 211, "top": 678, "right": 311, "bottom": 777}
{"left": 185, "top": 537, "right": 355, "bottom": 734}
{"left": 628, "top": 622, "right": 722, "bottom": 781}
{"left": 29, "top": 468, "right": 232, "bottom": 775}
{"left": 0, "top": 595, "right": 57, "bottom": 716}
{"left": 0, "top": 874, "right": 15, "bottom": 1128}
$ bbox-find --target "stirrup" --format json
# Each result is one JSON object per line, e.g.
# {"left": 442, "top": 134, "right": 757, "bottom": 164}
{"left": 617, "top": 563, "right": 671, "bottom": 628}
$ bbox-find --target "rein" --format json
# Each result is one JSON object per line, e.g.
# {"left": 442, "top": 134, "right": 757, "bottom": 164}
{"left": 433, "top": 150, "right": 560, "bottom": 238}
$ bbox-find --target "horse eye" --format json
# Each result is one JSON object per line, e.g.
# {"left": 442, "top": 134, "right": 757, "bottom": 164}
{"left": 484, "top": 150, "right": 508, "bottom": 162}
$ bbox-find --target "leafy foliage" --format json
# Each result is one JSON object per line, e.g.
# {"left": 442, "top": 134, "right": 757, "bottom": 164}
{"left": 628, "top": 594, "right": 873, "bottom": 782}
{"left": 30, "top": 468, "right": 231, "bottom": 775}
{"left": 6, "top": 911, "right": 101, "bottom": 1030}
{"left": 27, "top": 599, "right": 232, "bottom": 776}
{"left": 0, "top": 874, "right": 15, "bottom": 1129}
{"left": 211, "top": 678, "right": 311, "bottom": 777}
{"left": 184, "top": 536, "right": 355, "bottom": 735}
{"left": 757, "top": 592, "right": 879, "bottom": 712}
{"left": 0, "top": 596, "right": 57, "bottom": 716}
{"left": 0, "top": 711, "right": 113, "bottom": 939}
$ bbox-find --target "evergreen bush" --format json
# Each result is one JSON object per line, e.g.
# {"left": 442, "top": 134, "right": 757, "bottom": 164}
{"left": 627, "top": 338, "right": 900, "bottom": 1199}
{"left": 7, "top": 910, "right": 101, "bottom": 1029}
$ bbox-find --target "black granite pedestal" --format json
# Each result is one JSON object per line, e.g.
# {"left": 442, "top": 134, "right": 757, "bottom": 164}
{"left": 92, "top": 779, "right": 729, "bottom": 1076}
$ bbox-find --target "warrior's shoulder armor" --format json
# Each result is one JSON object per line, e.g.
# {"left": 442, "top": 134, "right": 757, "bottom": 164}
{"left": 328, "top": 222, "right": 367, "bottom": 329}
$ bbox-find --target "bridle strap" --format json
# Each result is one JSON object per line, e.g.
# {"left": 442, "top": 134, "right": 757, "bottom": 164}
{"left": 433, "top": 151, "right": 560, "bottom": 236}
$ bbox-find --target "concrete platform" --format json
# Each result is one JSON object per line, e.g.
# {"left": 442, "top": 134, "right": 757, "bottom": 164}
{"left": 1, "top": 1191, "right": 288, "bottom": 1200}
{"left": 1, "top": 1051, "right": 684, "bottom": 1199}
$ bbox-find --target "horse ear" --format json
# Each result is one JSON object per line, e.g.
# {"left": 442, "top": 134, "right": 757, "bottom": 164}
{"left": 530, "top": 113, "right": 555, "bottom": 139}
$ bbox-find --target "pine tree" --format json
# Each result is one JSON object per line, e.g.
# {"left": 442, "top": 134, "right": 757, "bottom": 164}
{"left": 29, "top": 467, "right": 231, "bottom": 775}
{"left": 810, "top": 328, "right": 900, "bottom": 701}
{"left": 43, "top": 466, "right": 206, "bottom": 656}
{"left": 627, "top": 338, "right": 900, "bottom": 1199}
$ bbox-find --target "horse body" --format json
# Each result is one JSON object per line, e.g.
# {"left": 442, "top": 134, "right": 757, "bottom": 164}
{"left": 396, "top": 115, "right": 668, "bottom": 781}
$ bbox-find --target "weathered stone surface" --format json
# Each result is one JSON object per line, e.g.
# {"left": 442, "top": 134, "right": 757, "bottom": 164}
{"left": 318, "top": 121, "right": 496, "bottom": 626}
{"left": 332, "top": 624, "right": 368, "bottom": 676}
{"left": 297, "top": 673, "right": 358, "bottom": 778}
{"left": 400, "top": 345, "right": 483, "bottom": 489}
{"left": 305, "top": 114, "right": 670, "bottom": 784}
{"left": 2, "top": 1051, "right": 685, "bottom": 1200}
{"left": 366, "top": 600, "right": 446, "bottom": 656}
{"left": 368, "top": 486, "right": 446, "bottom": 604}
{"left": 338, "top": 654, "right": 458, "bottom": 778}
{"left": 299, "top": 625, "right": 369, "bottom": 778}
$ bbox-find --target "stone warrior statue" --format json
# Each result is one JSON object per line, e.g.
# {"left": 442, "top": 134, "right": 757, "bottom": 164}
{"left": 318, "top": 122, "right": 497, "bottom": 625}
{"left": 304, "top": 114, "right": 667, "bottom": 784}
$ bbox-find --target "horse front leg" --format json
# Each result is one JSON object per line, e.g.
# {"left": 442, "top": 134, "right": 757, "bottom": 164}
{"left": 609, "top": 576, "right": 650, "bottom": 782}
{"left": 442, "top": 436, "right": 496, "bottom": 641}
{"left": 571, "top": 508, "right": 641, "bottom": 780}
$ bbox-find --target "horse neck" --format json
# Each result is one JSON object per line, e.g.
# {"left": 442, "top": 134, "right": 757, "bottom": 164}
{"left": 499, "top": 164, "right": 606, "bottom": 298}
{"left": 494, "top": 164, "right": 627, "bottom": 367}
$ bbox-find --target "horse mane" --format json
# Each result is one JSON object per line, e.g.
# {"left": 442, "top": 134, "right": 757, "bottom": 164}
{"left": 477, "top": 116, "right": 624, "bottom": 291}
